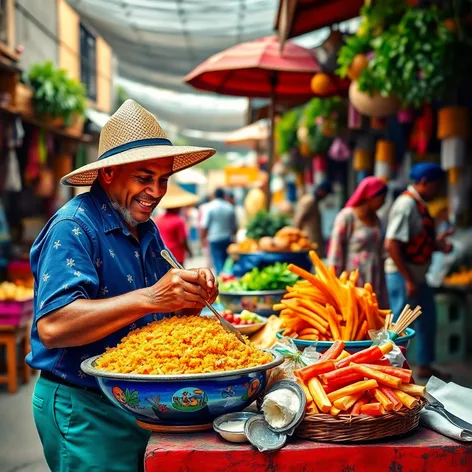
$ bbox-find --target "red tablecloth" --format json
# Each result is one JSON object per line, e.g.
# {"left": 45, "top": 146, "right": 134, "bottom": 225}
{"left": 145, "top": 426, "right": 471, "bottom": 472}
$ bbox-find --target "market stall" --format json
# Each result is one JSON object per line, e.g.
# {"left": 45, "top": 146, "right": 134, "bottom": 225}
{"left": 76, "top": 243, "right": 472, "bottom": 470}
{"left": 144, "top": 428, "right": 471, "bottom": 472}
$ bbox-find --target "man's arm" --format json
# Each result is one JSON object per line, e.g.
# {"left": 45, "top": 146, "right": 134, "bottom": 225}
{"left": 38, "top": 269, "right": 217, "bottom": 349}
{"left": 385, "top": 238, "right": 415, "bottom": 283}
{"left": 384, "top": 198, "right": 417, "bottom": 296}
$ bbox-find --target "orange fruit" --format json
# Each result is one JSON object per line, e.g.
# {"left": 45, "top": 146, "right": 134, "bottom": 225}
{"left": 444, "top": 18, "right": 458, "bottom": 33}
{"left": 348, "top": 54, "right": 369, "bottom": 80}
{"left": 311, "top": 73, "right": 334, "bottom": 96}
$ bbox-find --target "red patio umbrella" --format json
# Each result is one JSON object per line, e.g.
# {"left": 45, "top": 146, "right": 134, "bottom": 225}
{"left": 185, "top": 36, "right": 346, "bottom": 207}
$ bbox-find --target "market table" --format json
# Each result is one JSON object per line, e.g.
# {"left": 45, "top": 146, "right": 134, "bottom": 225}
{"left": 145, "top": 426, "right": 471, "bottom": 472}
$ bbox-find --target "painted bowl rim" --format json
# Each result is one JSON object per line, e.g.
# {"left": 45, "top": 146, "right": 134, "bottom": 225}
{"left": 275, "top": 327, "right": 416, "bottom": 348}
{"left": 219, "top": 289, "right": 287, "bottom": 296}
{"left": 80, "top": 349, "right": 284, "bottom": 382}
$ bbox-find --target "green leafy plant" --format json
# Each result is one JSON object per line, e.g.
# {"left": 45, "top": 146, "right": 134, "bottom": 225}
{"left": 245, "top": 211, "right": 290, "bottom": 240}
{"left": 358, "top": 8, "right": 454, "bottom": 108}
{"left": 219, "top": 262, "right": 299, "bottom": 291}
{"left": 24, "top": 61, "right": 87, "bottom": 124}
{"left": 302, "top": 97, "right": 346, "bottom": 153}
{"left": 275, "top": 108, "right": 302, "bottom": 156}
{"left": 358, "top": 0, "right": 407, "bottom": 37}
{"left": 337, "top": 0, "right": 406, "bottom": 78}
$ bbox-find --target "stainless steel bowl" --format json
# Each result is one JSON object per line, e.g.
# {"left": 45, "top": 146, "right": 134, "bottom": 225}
{"left": 218, "top": 290, "right": 286, "bottom": 318}
{"left": 213, "top": 411, "right": 257, "bottom": 443}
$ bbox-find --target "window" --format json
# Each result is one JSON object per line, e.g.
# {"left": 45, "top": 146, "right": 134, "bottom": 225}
{"left": 80, "top": 24, "right": 97, "bottom": 101}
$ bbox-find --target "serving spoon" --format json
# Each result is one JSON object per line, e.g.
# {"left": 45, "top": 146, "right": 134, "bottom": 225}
{"left": 160, "top": 249, "right": 246, "bottom": 344}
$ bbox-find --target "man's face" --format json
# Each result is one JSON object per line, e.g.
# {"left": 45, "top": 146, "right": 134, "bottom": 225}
{"left": 101, "top": 157, "right": 174, "bottom": 226}
{"left": 420, "top": 179, "right": 441, "bottom": 202}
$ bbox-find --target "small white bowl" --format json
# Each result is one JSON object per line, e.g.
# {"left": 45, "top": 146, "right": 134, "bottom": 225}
{"left": 213, "top": 412, "right": 257, "bottom": 443}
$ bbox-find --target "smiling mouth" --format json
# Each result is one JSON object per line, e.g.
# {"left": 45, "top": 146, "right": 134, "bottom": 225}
{"left": 135, "top": 199, "right": 156, "bottom": 210}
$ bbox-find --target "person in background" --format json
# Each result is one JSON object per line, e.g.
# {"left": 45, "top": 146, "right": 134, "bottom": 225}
{"left": 201, "top": 188, "right": 237, "bottom": 275}
{"left": 154, "top": 206, "right": 192, "bottom": 265}
{"left": 225, "top": 190, "right": 235, "bottom": 206}
{"left": 294, "top": 181, "right": 332, "bottom": 257}
{"left": 244, "top": 182, "right": 267, "bottom": 221}
{"left": 385, "top": 163, "right": 452, "bottom": 379}
{"left": 327, "top": 176, "right": 388, "bottom": 306}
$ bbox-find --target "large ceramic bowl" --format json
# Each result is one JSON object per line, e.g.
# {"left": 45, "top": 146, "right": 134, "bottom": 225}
{"left": 218, "top": 290, "right": 286, "bottom": 317}
{"left": 276, "top": 328, "right": 416, "bottom": 353}
{"left": 80, "top": 350, "right": 283, "bottom": 427}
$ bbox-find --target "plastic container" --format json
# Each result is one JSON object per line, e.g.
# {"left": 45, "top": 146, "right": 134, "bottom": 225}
{"left": 0, "top": 298, "right": 33, "bottom": 326}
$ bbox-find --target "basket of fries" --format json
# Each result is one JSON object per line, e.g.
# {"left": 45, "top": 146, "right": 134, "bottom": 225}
{"left": 292, "top": 339, "right": 427, "bottom": 442}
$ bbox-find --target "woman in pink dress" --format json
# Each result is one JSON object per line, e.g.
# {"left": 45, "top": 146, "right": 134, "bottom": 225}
{"left": 327, "top": 176, "right": 388, "bottom": 307}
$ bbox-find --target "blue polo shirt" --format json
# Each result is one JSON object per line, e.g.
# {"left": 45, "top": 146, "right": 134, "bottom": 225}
{"left": 26, "top": 181, "right": 171, "bottom": 388}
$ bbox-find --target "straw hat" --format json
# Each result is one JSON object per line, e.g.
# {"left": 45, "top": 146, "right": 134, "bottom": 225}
{"left": 158, "top": 183, "right": 199, "bottom": 209}
{"left": 61, "top": 99, "right": 216, "bottom": 186}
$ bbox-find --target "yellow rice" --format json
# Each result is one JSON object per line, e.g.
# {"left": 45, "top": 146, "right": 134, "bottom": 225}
{"left": 95, "top": 315, "right": 273, "bottom": 375}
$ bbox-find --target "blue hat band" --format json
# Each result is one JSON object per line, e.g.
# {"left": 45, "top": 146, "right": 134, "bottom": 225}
{"left": 98, "top": 138, "right": 173, "bottom": 161}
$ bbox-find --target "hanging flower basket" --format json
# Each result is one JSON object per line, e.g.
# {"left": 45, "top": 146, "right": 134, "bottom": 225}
{"left": 349, "top": 80, "right": 400, "bottom": 117}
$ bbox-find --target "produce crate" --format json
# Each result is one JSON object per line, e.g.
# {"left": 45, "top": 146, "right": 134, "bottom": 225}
{"left": 435, "top": 326, "right": 467, "bottom": 364}
{"left": 0, "top": 299, "right": 34, "bottom": 326}
{"left": 406, "top": 291, "right": 468, "bottom": 365}
{"left": 435, "top": 293, "right": 467, "bottom": 329}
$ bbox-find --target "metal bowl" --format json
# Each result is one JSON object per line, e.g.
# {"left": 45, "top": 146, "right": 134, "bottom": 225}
{"left": 218, "top": 290, "right": 286, "bottom": 318}
{"left": 276, "top": 328, "right": 416, "bottom": 353}
{"left": 234, "top": 315, "right": 267, "bottom": 335}
{"left": 213, "top": 411, "right": 257, "bottom": 443}
{"left": 80, "top": 350, "right": 284, "bottom": 427}
{"left": 203, "top": 313, "right": 268, "bottom": 335}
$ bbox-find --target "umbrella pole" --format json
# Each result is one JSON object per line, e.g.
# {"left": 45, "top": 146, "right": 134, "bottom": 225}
{"left": 267, "top": 74, "right": 277, "bottom": 211}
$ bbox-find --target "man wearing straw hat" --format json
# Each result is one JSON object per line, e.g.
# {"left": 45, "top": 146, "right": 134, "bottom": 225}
{"left": 27, "top": 100, "right": 218, "bottom": 471}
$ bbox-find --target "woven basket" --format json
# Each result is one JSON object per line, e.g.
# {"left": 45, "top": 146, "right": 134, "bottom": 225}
{"left": 295, "top": 398, "right": 426, "bottom": 442}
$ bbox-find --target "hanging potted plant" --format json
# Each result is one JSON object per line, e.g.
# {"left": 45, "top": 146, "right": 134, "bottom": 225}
{"left": 359, "top": 8, "right": 454, "bottom": 110}
{"left": 24, "top": 61, "right": 87, "bottom": 130}
{"left": 337, "top": 0, "right": 407, "bottom": 117}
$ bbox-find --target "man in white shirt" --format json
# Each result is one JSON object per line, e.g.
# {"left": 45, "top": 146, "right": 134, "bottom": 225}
{"left": 385, "top": 163, "right": 452, "bottom": 379}
{"left": 201, "top": 188, "right": 237, "bottom": 274}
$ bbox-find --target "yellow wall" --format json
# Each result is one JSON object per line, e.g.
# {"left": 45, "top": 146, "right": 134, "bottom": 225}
{"left": 57, "top": 0, "right": 80, "bottom": 80}
{"left": 96, "top": 37, "right": 112, "bottom": 113}
{"left": 57, "top": 0, "right": 112, "bottom": 113}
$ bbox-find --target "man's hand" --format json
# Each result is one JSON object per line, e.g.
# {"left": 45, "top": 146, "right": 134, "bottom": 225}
{"left": 190, "top": 268, "right": 219, "bottom": 304}
{"left": 147, "top": 268, "right": 218, "bottom": 311}
{"left": 406, "top": 278, "right": 418, "bottom": 298}
{"left": 436, "top": 230, "right": 454, "bottom": 254}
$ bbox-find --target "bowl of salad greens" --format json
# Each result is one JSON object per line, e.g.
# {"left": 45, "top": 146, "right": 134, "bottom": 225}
{"left": 218, "top": 263, "right": 298, "bottom": 317}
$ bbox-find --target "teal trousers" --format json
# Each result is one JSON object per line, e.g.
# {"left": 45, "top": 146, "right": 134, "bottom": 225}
{"left": 32, "top": 376, "right": 150, "bottom": 472}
